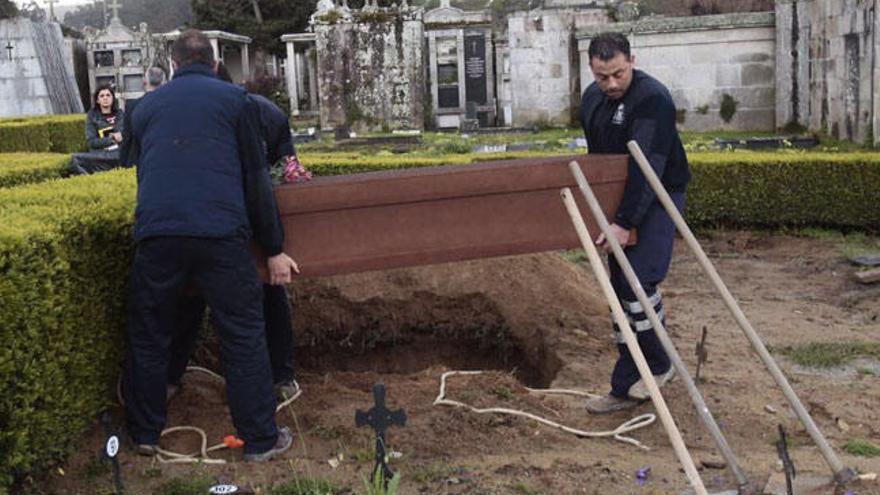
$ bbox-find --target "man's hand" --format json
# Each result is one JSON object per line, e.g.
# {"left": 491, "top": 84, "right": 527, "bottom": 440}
{"left": 595, "top": 223, "right": 631, "bottom": 253}
{"left": 267, "top": 253, "right": 300, "bottom": 285}
{"left": 112, "top": 132, "right": 123, "bottom": 143}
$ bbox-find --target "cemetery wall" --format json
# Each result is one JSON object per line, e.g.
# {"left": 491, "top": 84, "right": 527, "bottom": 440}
{"left": 777, "top": 0, "right": 880, "bottom": 145}
{"left": 314, "top": 11, "right": 425, "bottom": 132}
{"left": 577, "top": 12, "right": 777, "bottom": 131}
{"left": 0, "top": 19, "right": 83, "bottom": 118}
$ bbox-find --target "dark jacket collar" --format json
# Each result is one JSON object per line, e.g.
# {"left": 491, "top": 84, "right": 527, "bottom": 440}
{"left": 173, "top": 63, "right": 215, "bottom": 79}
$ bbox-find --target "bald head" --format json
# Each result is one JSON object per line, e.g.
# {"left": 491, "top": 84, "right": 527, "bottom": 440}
{"left": 144, "top": 66, "right": 166, "bottom": 91}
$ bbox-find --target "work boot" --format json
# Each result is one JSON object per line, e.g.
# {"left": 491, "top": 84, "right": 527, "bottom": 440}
{"left": 627, "top": 367, "right": 676, "bottom": 400}
{"left": 584, "top": 394, "right": 643, "bottom": 414}
{"left": 243, "top": 426, "right": 294, "bottom": 463}
{"left": 134, "top": 443, "right": 159, "bottom": 456}
{"left": 274, "top": 378, "right": 301, "bottom": 402}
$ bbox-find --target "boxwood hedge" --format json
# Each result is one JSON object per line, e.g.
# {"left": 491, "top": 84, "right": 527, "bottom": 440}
{"left": 0, "top": 115, "right": 86, "bottom": 154}
{"left": 0, "top": 153, "right": 70, "bottom": 188}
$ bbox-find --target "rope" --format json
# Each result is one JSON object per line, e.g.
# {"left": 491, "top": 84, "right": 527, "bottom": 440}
{"left": 433, "top": 370, "right": 656, "bottom": 450}
{"left": 117, "top": 366, "right": 301, "bottom": 464}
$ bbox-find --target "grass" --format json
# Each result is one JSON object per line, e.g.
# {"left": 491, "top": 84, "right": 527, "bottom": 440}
{"left": 773, "top": 342, "right": 880, "bottom": 368}
{"left": 268, "top": 478, "right": 342, "bottom": 495}
{"left": 512, "top": 481, "right": 544, "bottom": 495}
{"left": 793, "top": 228, "right": 880, "bottom": 259}
{"left": 410, "top": 461, "right": 457, "bottom": 484}
{"left": 155, "top": 469, "right": 214, "bottom": 495}
{"left": 843, "top": 439, "right": 880, "bottom": 457}
{"left": 560, "top": 249, "right": 587, "bottom": 264}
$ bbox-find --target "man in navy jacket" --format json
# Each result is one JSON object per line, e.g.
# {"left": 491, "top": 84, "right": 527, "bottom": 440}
{"left": 579, "top": 32, "right": 690, "bottom": 414}
{"left": 122, "top": 29, "right": 298, "bottom": 461}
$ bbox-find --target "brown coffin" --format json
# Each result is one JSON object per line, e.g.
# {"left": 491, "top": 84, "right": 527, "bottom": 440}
{"left": 268, "top": 154, "right": 628, "bottom": 277}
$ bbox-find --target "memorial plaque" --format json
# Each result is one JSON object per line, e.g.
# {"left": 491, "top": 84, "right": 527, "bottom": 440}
{"left": 438, "top": 86, "right": 459, "bottom": 109}
{"left": 464, "top": 34, "right": 487, "bottom": 106}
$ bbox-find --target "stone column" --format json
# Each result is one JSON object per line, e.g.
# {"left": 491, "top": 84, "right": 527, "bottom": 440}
{"left": 209, "top": 38, "right": 220, "bottom": 60}
{"left": 241, "top": 43, "right": 250, "bottom": 80}
{"left": 427, "top": 32, "right": 439, "bottom": 122}
{"left": 874, "top": 0, "right": 880, "bottom": 145}
{"left": 307, "top": 47, "right": 319, "bottom": 111}
{"left": 286, "top": 40, "right": 300, "bottom": 116}
{"left": 456, "top": 30, "right": 466, "bottom": 115}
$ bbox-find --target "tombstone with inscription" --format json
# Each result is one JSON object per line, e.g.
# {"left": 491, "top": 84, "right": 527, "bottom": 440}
{"left": 85, "top": 1, "right": 154, "bottom": 106}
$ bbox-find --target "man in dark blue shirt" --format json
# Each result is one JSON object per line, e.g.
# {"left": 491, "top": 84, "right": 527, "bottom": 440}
{"left": 579, "top": 33, "right": 690, "bottom": 414}
{"left": 122, "top": 30, "right": 298, "bottom": 461}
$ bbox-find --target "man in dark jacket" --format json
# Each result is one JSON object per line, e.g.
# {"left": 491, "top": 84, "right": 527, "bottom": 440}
{"left": 579, "top": 32, "right": 690, "bottom": 414}
{"left": 122, "top": 29, "right": 298, "bottom": 462}
{"left": 166, "top": 65, "right": 301, "bottom": 401}
{"left": 119, "top": 66, "right": 166, "bottom": 168}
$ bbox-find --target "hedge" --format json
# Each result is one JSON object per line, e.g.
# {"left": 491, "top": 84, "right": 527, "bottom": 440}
{"left": 0, "top": 170, "right": 135, "bottom": 493}
{"left": 0, "top": 153, "right": 70, "bottom": 188}
{"left": 0, "top": 115, "right": 86, "bottom": 154}
{"left": 687, "top": 152, "right": 880, "bottom": 229}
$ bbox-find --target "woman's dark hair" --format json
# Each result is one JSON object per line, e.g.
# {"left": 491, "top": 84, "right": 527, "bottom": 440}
{"left": 92, "top": 83, "right": 118, "bottom": 114}
{"left": 588, "top": 32, "right": 631, "bottom": 62}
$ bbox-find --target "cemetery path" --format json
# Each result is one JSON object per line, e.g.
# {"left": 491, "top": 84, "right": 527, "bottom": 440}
{"left": 32, "top": 231, "right": 880, "bottom": 495}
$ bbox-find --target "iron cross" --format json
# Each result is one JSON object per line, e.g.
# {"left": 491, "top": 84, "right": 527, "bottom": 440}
{"left": 5, "top": 41, "right": 13, "bottom": 61}
{"left": 355, "top": 383, "right": 407, "bottom": 484}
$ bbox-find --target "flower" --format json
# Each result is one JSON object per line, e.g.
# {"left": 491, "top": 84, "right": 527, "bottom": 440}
{"left": 283, "top": 155, "right": 312, "bottom": 184}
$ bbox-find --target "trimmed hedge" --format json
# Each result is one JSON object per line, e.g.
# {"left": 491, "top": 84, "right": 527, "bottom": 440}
{"left": 0, "top": 153, "right": 70, "bottom": 188}
{"left": 687, "top": 152, "right": 880, "bottom": 229}
{"left": 0, "top": 170, "right": 135, "bottom": 492}
{"left": 0, "top": 115, "right": 86, "bottom": 154}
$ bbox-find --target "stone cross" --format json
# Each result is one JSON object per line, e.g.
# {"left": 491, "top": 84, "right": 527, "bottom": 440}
{"left": 108, "top": 0, "right": 122, "bottom": 21}
{"left": 45, "top": 0, "right": 58, "bottom": 21}
{"left": 440, "top": 0, "right": 450, "bottom": 7}
{"left": 5, "top": 41, "right": 13, "bottom": 61}
{"left": 355, "top": 383, "right": 407, "bottom": 484}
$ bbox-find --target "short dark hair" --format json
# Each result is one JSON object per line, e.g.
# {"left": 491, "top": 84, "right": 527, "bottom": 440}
{"left": 588, "top": 32, "right": 631, "bottom": 62}
{"left": 92, "top": 83, "right": 118, "bottom": 113}
{"left": 171, "top": 29, "right": 214, "bottom": 68}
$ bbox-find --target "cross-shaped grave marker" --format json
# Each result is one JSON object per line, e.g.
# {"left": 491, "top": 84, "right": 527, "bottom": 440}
{"left": 5, "top": 41, "right": 13, "bottom": 61}
{"left": 355, "top": 383, "right": 407, "bottom": 484}
{"left": 108, "top": 0, "right": 122, "bottom": 21}
{"left": 45, "top": 0, "right": 58, "bottom": 21}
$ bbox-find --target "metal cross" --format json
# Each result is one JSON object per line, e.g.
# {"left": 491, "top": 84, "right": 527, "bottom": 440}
{"left": 108, "top": 0, "right": 122, "bottom": 21}
{"left": 4, "top": 41, "right": 13, "bottom": 61}
{"left": 776, "top": 424, "right": 796, "bottom": 495}
{"left": 355, "top": 383, "right": 407, "bottom": 484}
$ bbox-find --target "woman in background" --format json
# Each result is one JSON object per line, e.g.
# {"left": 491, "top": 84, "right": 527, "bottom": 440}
{"left": 69, "top": 84, "right": 125, "bottom": 174}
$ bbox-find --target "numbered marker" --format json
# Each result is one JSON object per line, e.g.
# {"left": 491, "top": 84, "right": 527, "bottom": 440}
{"left": 209, "top": 485, "right": 239, "bottom": 494}
{"left": 105, "top": 435, "right": 119, "bottom": 458}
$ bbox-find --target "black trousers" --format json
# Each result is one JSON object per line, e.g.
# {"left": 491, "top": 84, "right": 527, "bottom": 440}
{"left": 608, "top": 192, "right": 685, "bottom": 398}
{"left": 68, "top": 149, "right": 121, "bottom": 175}
{"left": 123, "top": 237, "right": 278, "bottom": 454}
{"left": 167, "top": 284, "right": 295, "bottom": 387}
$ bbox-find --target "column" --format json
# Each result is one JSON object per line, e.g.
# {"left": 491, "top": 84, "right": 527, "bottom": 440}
{"left": 209, "top": 38, "right": 220, "bottom": 61}
{"left": 241, "top": 43, "right": 250, "bottom": 80}
{"left": 286, "top": 41, "right": 300, "bottom": 116}
{"left": 307, "top": 47, "right": 319, "bottom": 111}
{"left": 428, "top": 32, "right": 439, "bottom": 120}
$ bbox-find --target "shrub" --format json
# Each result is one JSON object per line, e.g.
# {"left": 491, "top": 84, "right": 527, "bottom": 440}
{"left": 687, "top": 152, "right": 880, "bottom": 229}
{"left": 0, "top": 169, "right": 135, "bottom": 492}
{"left": 0, "top": 115, "right": 85, "bottom": 154}
{"left": 0, "top": 153, "right": 70, "bottom": 188}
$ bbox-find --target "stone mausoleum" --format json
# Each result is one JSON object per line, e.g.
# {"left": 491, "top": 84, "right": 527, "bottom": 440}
{"left": 281, "top": 0, "right": 880, "bottom": 146}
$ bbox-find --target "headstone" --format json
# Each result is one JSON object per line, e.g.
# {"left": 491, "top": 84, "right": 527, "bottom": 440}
{"left": 473, "top": 144, "right": 507, "bottom": 153}
{"left": 464, "top": 34, "right": 487, "bottom": 106}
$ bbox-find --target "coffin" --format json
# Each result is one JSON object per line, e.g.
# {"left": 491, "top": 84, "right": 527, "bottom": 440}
{"left": 264, "top": 154, "right": 628, "bottom": 277}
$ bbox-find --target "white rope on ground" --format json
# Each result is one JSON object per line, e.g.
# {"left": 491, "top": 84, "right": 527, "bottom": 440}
{"left": 433, "top": 370, "right": 656, "bottom": 450}
{"left": 117, "top": 366, "right": 302, "bottom": 464}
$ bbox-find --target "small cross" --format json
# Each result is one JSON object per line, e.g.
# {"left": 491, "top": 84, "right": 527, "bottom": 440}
{"left": 355, "top": 383, "right": 407, "bottom": 484}
{"left": 5, "top": 41, "right": 13, "bottom": 61}
{"left": 108, "top": 0, "right": 122, "bottom": 21}
{"left": 45, "top": 0, "right": 58, "bottom": 21}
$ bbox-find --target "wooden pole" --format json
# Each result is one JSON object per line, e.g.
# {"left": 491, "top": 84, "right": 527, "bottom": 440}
{"left": 626, "top": 140, "right": 854, "bottom": 484}
{"left": 568, "top": 161, "right": 751, "bottom": 492}
{"left": 560, "top": 188, "right": 709, "bottom": 495}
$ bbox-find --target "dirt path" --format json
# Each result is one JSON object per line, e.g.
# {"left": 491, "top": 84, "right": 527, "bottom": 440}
{"left": 31, "top": 231, "right": 880, "bottom": 495}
